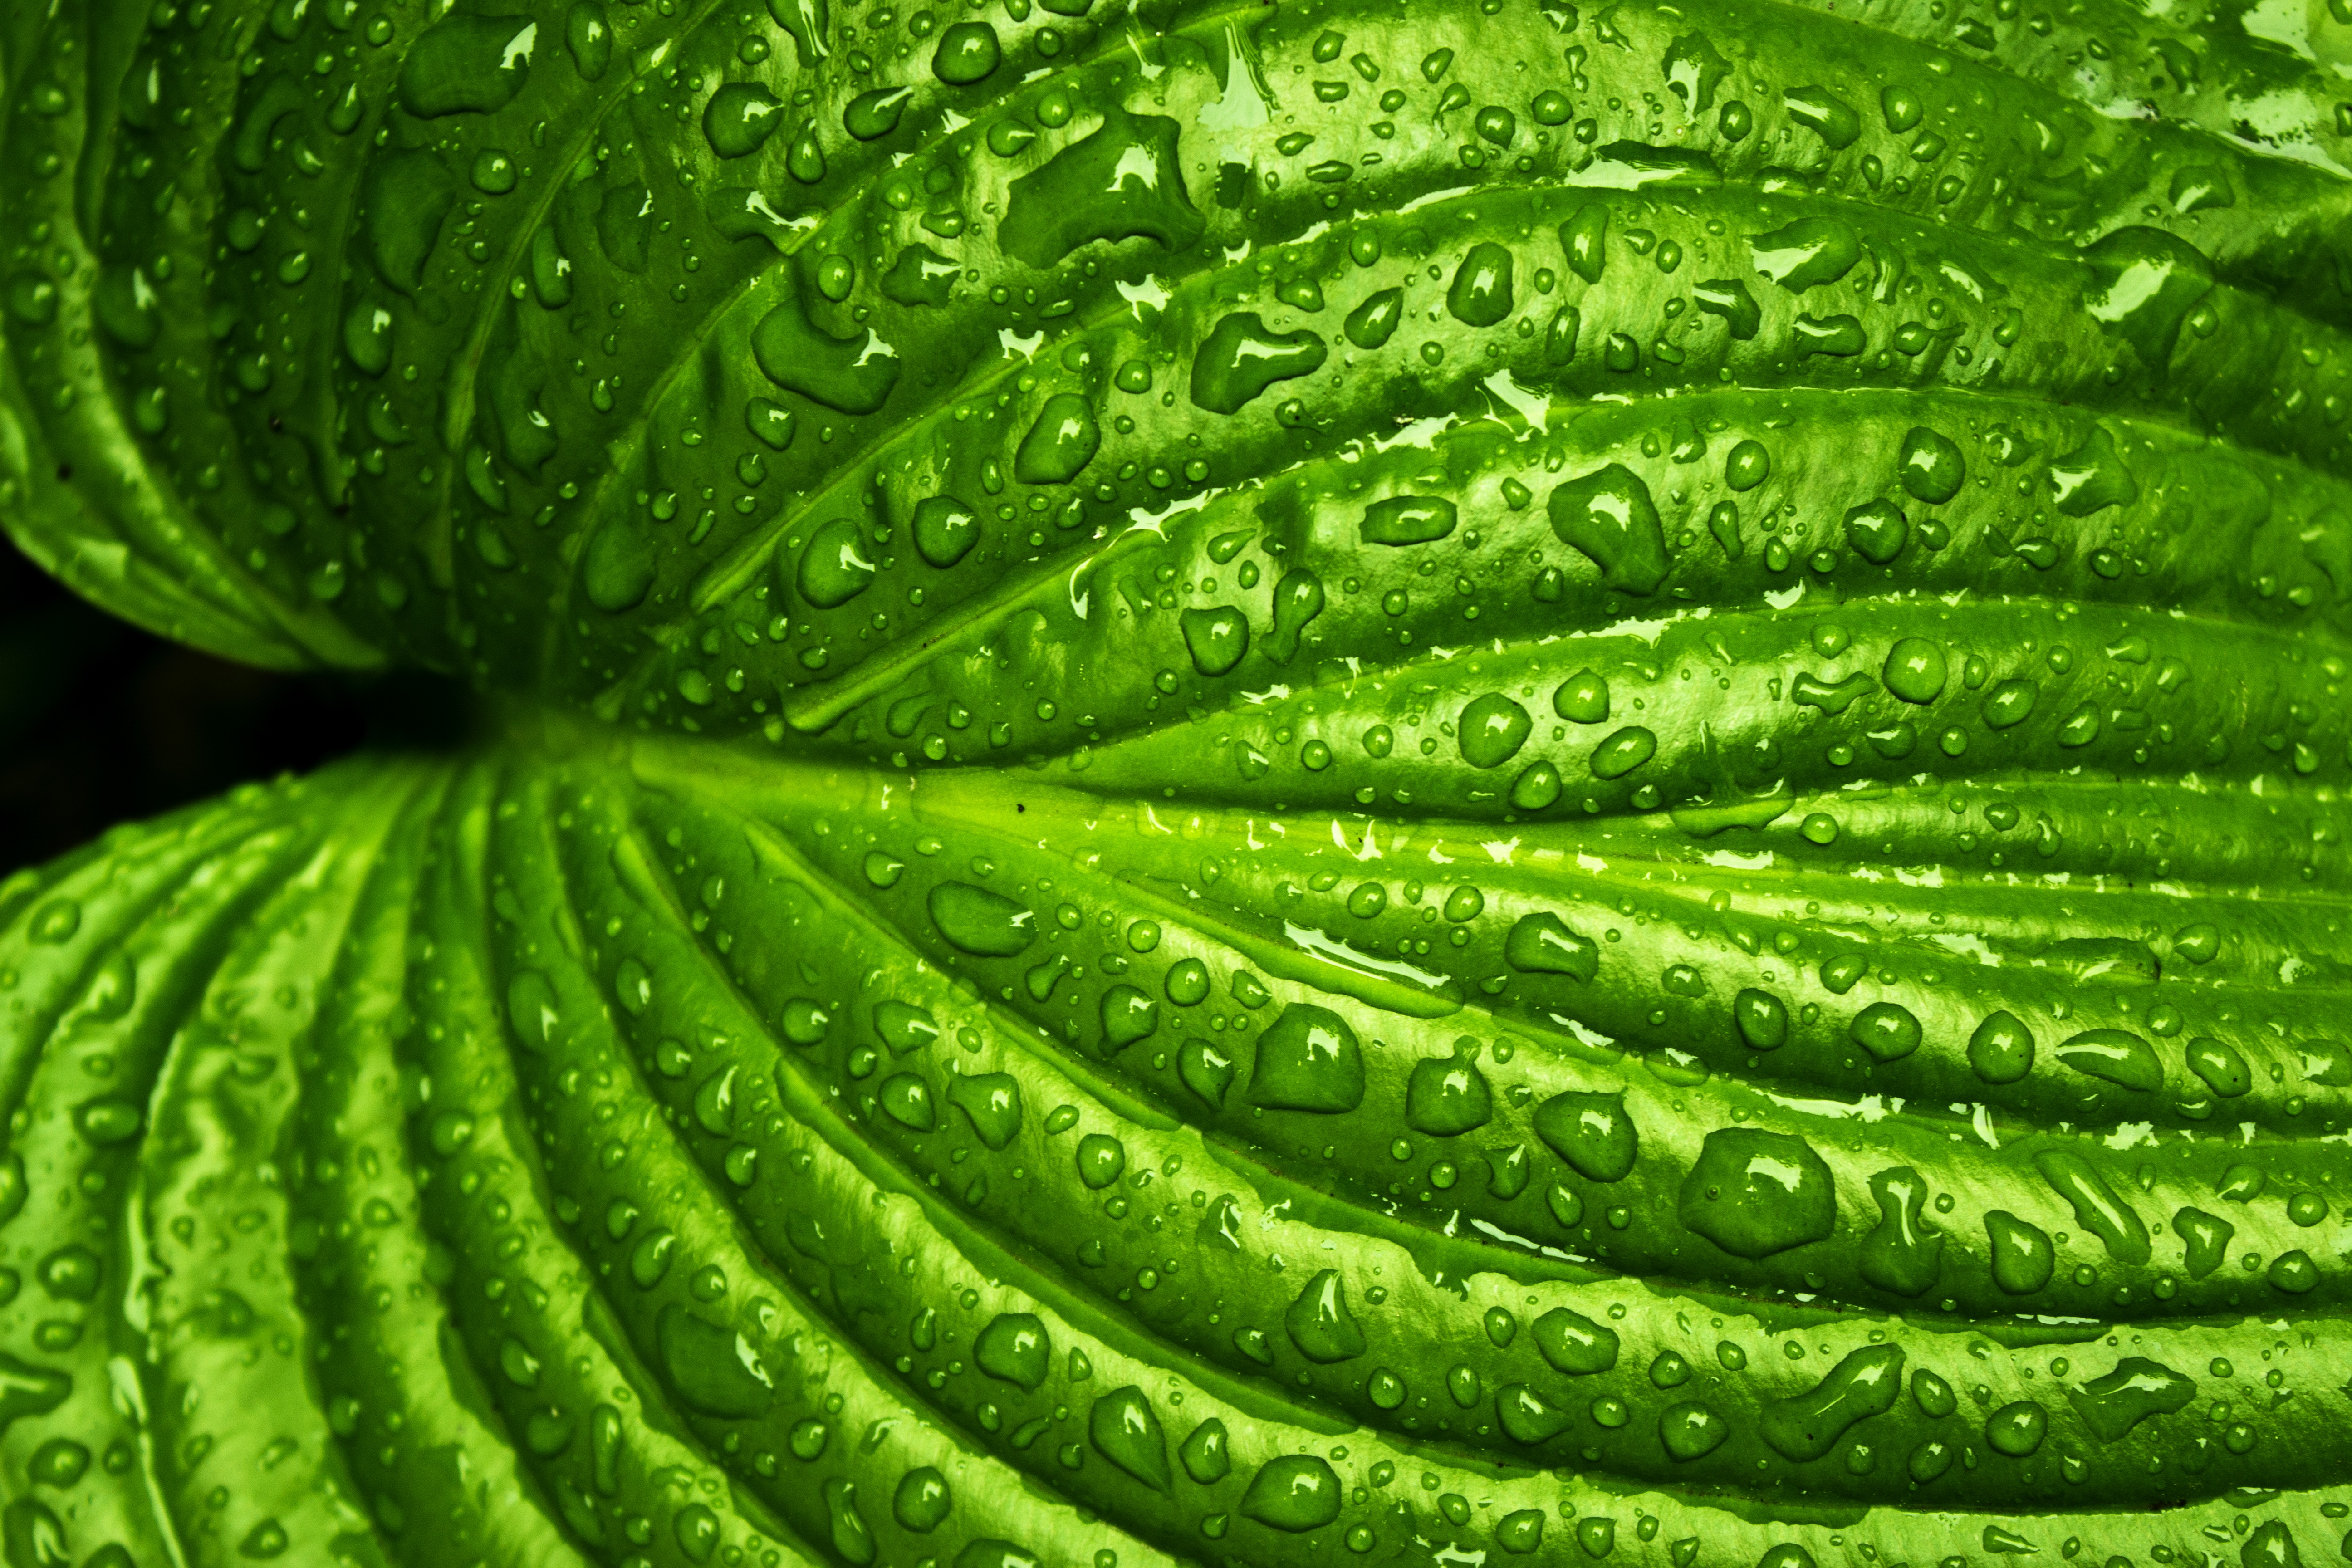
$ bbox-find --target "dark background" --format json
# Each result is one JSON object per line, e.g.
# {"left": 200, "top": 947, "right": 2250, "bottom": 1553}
{"left": 0, "top": 537, "right": 373, "bottom": 877}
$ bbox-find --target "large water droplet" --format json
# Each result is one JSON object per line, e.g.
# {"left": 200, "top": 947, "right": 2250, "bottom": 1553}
{"left": 1458, "top": 694, "right": 1531, "bottom": 768}
{"left": 1659, "top": 1401, "right": 1729, "bottom": 1460}
{"left": 1012, "top": 392, "right": 1100, "bottom": 484}
{"left": 1532, "top": 1306, "right": 1617, "bottom": 1374}
{"left": 361, "top": 150, "right": 457, "bottom": 293}
{"left": 1184, "top": 314, "right": 1333, "bottom": 426}
{"left": 2048, "top": 426, "right": 2138, "bottom": 516}
{"left": 397, "top": 12, "right": 536, "bottom": 117}
{"left": 1680, "top": 1129, "right": 1835, "bottom": 1257}
{"left": 1497, "top": 1384, "right": 1572, "bottom": 1443}
{"left": 931, "top": 20, "right": 1000, "bottom": 83}
{"left": 1088, "top": 1387, "right": 1170, "bottom": 1490}
{"left": 1858, "top": 1166, "right": 1941, "bottom": 1296}
{"left": 752, "top": 284, "right": 900, "bottom": 414}
{"left": 1985, "top": 1210, "right": 2053, "bottom": 1294}
{"left": 946, "top": 1073, "right": 1021, "bottom": 1149}
{"left": 1899, "top": 427, "right": 1965, "bottom": 503}
{"left": 1849, "top": 1001, "right": 1921, "bottom": 1062}
{"left": 1180, "top": 606, "right": 1249, "bottom": 676}
{"left": 1239, "top": 1456, "right": 1343, "bottom": 1533}
{"left": 2081, "top": 226, "right": 2214, "bottom": 370}
{"left": 1179, "top": 1419, "right": 1230, "bottom": 1483}
{"left": 975, "top": 1313, "right": 1050, "bottom": 1389}
{"left": 703, "top": 82, "right": 785, "bottom": 157}
{"left": 2053, "top": 1028, "right": 2160, "bottom": 1091}
{"left": 892, "top": 1467, "right": 952, "bottom": 1531}
{"left": 2034, "top": 1150, "right": 2149, "bottom": 1263}
{"left": 796, "top": 517, "right": 876, "bottom": 608}
{"left": 1750, "top": 216, "right": 1862, "bottom": 292}
{"left": 1404, "top": 1054, "right": 1492, "bottom": 1135}
{"left": 1984, "top": 1399, "right": 2047, "bottom": 1457}
{"left": 1361, "top": 495, "right": 1457, "bottom": 547}
{"left": 655, "top": 1305, "right": 772, "bottom": 1417}
{"left": 998, "top": 107, "right": 1202, "bottom": 268}
{"left": 1283, "top": 1269, "right": 1366, "bottom": 1362}
{"left": 927, "top": 882, "right": 1035, "bottom": 957}
{"left": 1733, "top": 987, "right": 1788, "bottom": 1050}
{"left": 1447, "top": 241, "right": 1515, "bottom": 327}
{"left": 1759, "top": 1344, "right": 1904, "bottom": 1462}
{"left": 2067, "top": 1357, "right": 2193, "bottom": 1441}
{"left": 1549, "top": 464, "right": 1667, "bottom": 594}
{"left": 1506, "top": 912, "right": 1599, "bottom": 979}
{"left": 1533, "top": 1091, "right": 1637, "bottom": 1181}
{"left": 1247, "top": 1004, "right": 1364, "bottom": 1112}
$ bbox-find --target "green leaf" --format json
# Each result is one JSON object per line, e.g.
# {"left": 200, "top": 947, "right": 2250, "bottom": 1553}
{"left": 5, "top": 0, "right": 2352, "bottom": 1559}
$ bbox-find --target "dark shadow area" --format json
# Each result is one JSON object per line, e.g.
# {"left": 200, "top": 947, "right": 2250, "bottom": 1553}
{"left": 0, "top": 538, "right": 466, "bottom": 877}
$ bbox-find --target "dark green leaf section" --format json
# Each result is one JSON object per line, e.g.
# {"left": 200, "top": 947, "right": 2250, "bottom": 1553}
{"left": 8, "top": 0, "right": 2352, "bottom": 692}
{"left": 4, "top": 730, "right": 2351, "bottom": 1564}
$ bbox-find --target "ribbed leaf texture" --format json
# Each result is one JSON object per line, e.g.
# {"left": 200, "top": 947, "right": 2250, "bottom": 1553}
{"left": 4, "top": 0, "right": 2352, "bottom": 1560}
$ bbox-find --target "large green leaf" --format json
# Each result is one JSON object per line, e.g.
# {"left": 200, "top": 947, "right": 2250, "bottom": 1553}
{"left": 1, "top": 721, "right": 2350, "bottom": 1563}
{"left": 6, "top": 0, "right": 2352, "bottom": 1561}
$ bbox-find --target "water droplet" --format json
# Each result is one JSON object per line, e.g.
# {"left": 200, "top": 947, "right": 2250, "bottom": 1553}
{"left": 881, "top": 243, "right": 959, "bottom": 308}
{"left": 1549, "top": 463, "right": 1667, "bottom": 594}
{"left": 946, "top": 1073, "right": 1022, "bottom": 1149}
{"left": 1447, "top": 241, "right": 1515, "bottom": 327}
{"left": 1842, "top": 500, "right": 1908, "bottom": 565}
{"left": 927, "top": 882, "right": 1035, "bottom": 956}
{"left": 1849, "top": 1001, "right": 1922, "bottom": 1062}
{"left": 1404, "top": 1054, "right": 1492, "bottom": 1135}
{"left": 1981, "top": 678, "right": 2038, "bottom": 730}
{"left": 1361, "top": 495, "right": 1457, "bottom": 547}
{"left": 821, "top": 1478, "right": 876, "bottom": 1566}
{"left": 703, "top": 82, "right": 784, "bottom": 157}
{"left": 2185, "top": 1036, "right": 2249, "bottom": 1097}
{"left": 1458, "top": 694, "right": 1531, "bottom": 768}
{"left": 1180, "top": 606, "right": 1249, "bottom": 676}
{"left": 1985, "top": 1210, "right": 2054, "bottom": 1294}
{"left": 1505, "top": 912, "right": 1599, "bottom": 979}
{"left": 2067, "top": 1357, "right": 2193, "bottom": 1441}
{"left": 1960, "top": 1010, "right": 2033, "bottom": 1083}
{"left": 1533, "top": 1091, "right": 1637, "bottom": 1181}
{"left": 1984, "top": 1399, "right": 2047, "bottom": 1458}
{"left": 1284, "top": 1269, "right": 1365, "bottom": 1362}
{"left": 2170, "top": 1205, "right": 2233, "bottom": 1284}
{"left": 752, "top": 284, "right": 900, "bottom": 414}
{"left": 2034, "top": 1149, "right": 2149, "bottom": 1263}
{"left": 1497, "top": 1383, "right": 1571, "bottom": 1443}
{"left": 1858, "top": 1165, "right": 1941, "bottom": 1296}
{"left": 2081, "top": 226, "right": 2213, "bottom": 370}
{"left": 2048, "top": 426, "right": 2138, "bottom": 517}
{"left": 1561, "top": 204, "right": 1607, "bottom": 282}
{"left": 1179, "top": 1418, "right": 1229, "bottom": 1483}
{"left": 1759, "top": 1343, "right": 1904, "bottom": 1461}
{"left": 1189, "top": 313, "right": 1327, "bottom": 414}
{"left": 878, "top": 1073, "right": 934, "bottom": 1130}
{"left": 2053, "top": 1028, "right": 2160, "bottom": 1091}
{"left": 1074, "top": 1132, "right": 1127, "bottom": 1190}
{"left": 396, "top": 12, "right": 537, "bottom": 118}
{"left": 1344, "top": 287, "right": 1402, "bottom": 349}
{"left": 565, "top": 1, "right": 610, "bottom": 79}
{"left": 1679, "top": 1129, "right": 1835, "bottom": 1257}
{"left": 796, "top": 517, "right": 875, "bottom": 608}
{"left": 1544, "top": 671, "right": 1608, "bottom": 726}
{"left": 1247, "top": 1004, "right": 1364, "bottom": 1112}
{"left": 1783, "top": 85, "right": 1860, "bottom": 148}
{"left": 998, "top": 106, "right": 1202, "bottom": 268}
{"left": 930, "top": 20, "right": 999, "bottom": 83}
{"left": 843, "top": 84, "right": 912, "bottom": 139}
{"left": 655, "top": 1304, "right": 772, "bottom": 1417}
{"left": 1659, "top": 1401, "right": 1729, "bottom": 1460}
{"left": 1531, "top": 1307, "right": 1618, "bottom": 1374}
{"left": 1898, "top": 427, "right": 1965, "bottom": 503}
{"left": 1589, "top": 726, "right": 1658, "bottom": 780}
{"left": 1088, "top": 1386, "right": 1170, "bottom": 1490}
{"left": 1013, "top": 392, "right": 1101, "bottom": 484}
{"left": 1749, "top": 216, "right": 1862, "bottom": 292}
{"left": 1732, "top": 988, "right": 1788, "bottom": 1050}
{"left": 975, "top": 1313, "right": 1050, "bottom": 1390}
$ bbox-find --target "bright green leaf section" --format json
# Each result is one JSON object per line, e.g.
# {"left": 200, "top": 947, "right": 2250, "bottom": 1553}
{"left": 0, "top": 715, "right": 2347, "bottom": 1561}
